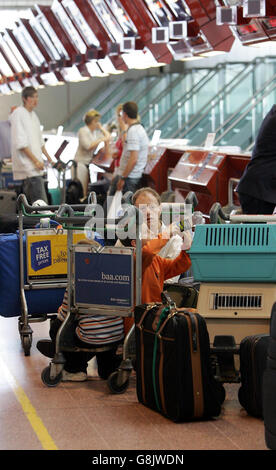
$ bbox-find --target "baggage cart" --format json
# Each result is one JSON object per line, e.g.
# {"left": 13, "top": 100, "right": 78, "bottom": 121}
{"left": 37, "top": 198, "right": 143, "bottom": 393}
{"left": 17, "top": 193, "right": 98, "bottom": 356}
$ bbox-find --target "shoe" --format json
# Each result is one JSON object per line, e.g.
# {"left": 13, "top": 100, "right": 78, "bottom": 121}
{"left": 61, "top": 370, "right": 87, "bottom": 382}
{"left": 36, "top": 339, "right": 55, "bottom": 358}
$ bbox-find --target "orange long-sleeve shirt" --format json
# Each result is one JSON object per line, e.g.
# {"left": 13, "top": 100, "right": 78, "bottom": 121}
{"left": 140, "top": 233, "right": 191, "bottom": 303}
{"left": 124, "top": 233, "right": 191, "bottom": 335}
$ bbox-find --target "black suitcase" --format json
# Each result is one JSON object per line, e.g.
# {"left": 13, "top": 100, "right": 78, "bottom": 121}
{"left": 134, "top": 301, "right": 225, "bottom": 422}
{"left": 263, "top": 302, "right": 276, "bottom": 449}
{"left": 238, "top": 333, "right": 269, "bottom": 418}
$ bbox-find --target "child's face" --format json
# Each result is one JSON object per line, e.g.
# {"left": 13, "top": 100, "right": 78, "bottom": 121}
{"left": 134, "top": 192, "right": 161, "bottom": 237}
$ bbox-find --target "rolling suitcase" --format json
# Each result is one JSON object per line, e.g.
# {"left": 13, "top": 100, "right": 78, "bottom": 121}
{"left": 263, "top": 302, "right": 276, "bottom": 449}
{"left": 238, "top": 333, "right": 269, "bottom": 418}
{"left": 0, "top": 190, "right": 17, "bottom": 215}
{"left": 134, "top": 298, "right": 225, "bottom": 422}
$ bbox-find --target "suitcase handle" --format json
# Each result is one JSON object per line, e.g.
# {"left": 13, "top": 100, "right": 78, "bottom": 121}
{"left": 161, "top": 291, "right": 176, "bottom": 309}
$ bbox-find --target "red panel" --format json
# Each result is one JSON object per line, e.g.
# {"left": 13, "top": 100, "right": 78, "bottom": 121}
{"left": 6, "top": 29, "right": 34, "bottom": 69}
{"left": 74, "top": 0, "right": 127, "bottom": 71}
{"left": 109, "top": 55, "right": 128, "bottom": 71}
{"left": 143, "top": 148, "right": 182, "bottom": 193}
{"left": 198, "top": 0, "right": 216, "bottom": 20}
{"left": 39, "top": 6, "right": 79, "bottom": 59}
{"left": 21, "top": 19, "right": 51, "bottom": 63}
{"left": 119, "top": 0, "right": 173, "bottom": 64}
{"left": 75, "top": 0, "right": 111, "bottom": 49}
{"left": 0, "top": 46, "right": 17, "bottom": 75}
{"left": 186, "top": 1, "right": 235, "bottom": 51}
{"left": 186, "top": 0, "right": 209, "bottom": 26}
{"left": 201, "top": 20, "right": 235, "bottom": 51}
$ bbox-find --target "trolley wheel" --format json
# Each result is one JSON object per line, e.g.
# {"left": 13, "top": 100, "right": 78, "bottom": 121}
{"left": 22, "top": 334, "right": 32, "bottom": 356}
{"left": 41, "top": 366, "right": 62, "bottom": 387}
{"left": 107, "top": 370, "right": 130, "bottom": 394}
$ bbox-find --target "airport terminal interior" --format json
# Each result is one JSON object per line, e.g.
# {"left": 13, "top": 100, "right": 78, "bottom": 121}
{"left": 0, "top": 0, "right": 276, "bottom": 452}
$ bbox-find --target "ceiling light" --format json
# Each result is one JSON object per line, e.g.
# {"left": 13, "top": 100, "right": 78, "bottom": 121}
{"left": 96, "top": 56, "right": 123, "bottom": 75}
{"left": 40, "top": 71, "right": 64, "bottom": 86}
{"left": 86, "top": 60, "right": 108, "bottom": 77}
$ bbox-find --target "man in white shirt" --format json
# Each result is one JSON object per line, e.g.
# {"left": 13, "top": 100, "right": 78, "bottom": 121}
{"left": 10, "top": 86, "right": 54, "bottom": 204}
{"left": 115, "top": 101, "right": 149, "bottom": 194}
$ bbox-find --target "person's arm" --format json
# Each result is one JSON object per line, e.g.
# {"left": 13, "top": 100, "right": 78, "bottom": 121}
{"left": 161, "top": 250, "right": 192, "bottom": 281}
{"left": 93, "top": 123, "right": 110, "bottom": 153}
{"left": 79, "top": 127, "right": 110, "bottom": 153}
{"left": 141, "top": 233, "right": 172, "bottom": 271}
{"left": 42, "top": 145, "right": 55, "bottom": 165}
{"left": 116, "top": 150, "right": 138, "bottom": 191}
{"left": 20, "top": 147, "right": 44, "bottom": 171}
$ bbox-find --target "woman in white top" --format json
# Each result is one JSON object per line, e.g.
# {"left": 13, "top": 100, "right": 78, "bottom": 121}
{"left": 74, "top": 109, "right": 110, "bottom": 197}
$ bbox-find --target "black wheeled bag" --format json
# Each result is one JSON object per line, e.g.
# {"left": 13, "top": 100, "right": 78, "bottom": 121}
{"left": 134, "top": 302, "right": 225, "bottom": 422}
{"left": 238, "top": 333, "right": 269, "bottom": 418}
{"left": 263, "top": 302, "right": 276, "bottom": 449}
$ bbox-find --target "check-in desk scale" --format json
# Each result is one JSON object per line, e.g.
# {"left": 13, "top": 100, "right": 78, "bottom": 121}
{"left": 143, "top": 146, "right": 250, "bottom": 215}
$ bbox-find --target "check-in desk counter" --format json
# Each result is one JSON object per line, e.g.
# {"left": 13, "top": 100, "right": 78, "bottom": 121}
{"left": 143, "top": 141, "right": 251, "bottom": 214}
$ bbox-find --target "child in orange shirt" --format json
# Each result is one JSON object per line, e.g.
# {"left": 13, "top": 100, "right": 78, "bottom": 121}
{"left": 119, "top": 222, "right": 192, "bottom": 333}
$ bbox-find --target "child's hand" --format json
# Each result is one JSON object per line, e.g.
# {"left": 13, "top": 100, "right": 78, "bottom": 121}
{"left": 181, "top": 231, "right": 193, "bottom": 251}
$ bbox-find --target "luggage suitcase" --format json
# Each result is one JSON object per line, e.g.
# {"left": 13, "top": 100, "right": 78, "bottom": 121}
{"left": 263, "top": 302, "right": 276, "bottom": 449}
{"left": 0, "top": 214, "right": 37, "bottom": 233}
{"left": 65, "top": 160, "right": 83, "bottom": 204}
{"left": 134, "top": 299, "right": 225, "bottom": 422}
{"left": 238, "top": 333, "right": 269, "bottom": 418}
{"left": 0, "top": 233, "right": 65, "bottom": 317}
{"left": 0, "top": 190, "right": 17, "bottom": 215}
{"left": 163, "top": 283, "right": 198, "bottom": 309}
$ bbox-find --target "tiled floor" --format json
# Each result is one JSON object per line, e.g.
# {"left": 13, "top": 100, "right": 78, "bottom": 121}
{"left": 0, "top": 315, "right": 268, "bottom": 451}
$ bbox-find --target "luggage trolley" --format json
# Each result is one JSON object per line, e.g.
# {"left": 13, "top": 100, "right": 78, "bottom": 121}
{"left": 17, "top": 194, "right": 97, "bottom": 356}
{"left": 40, "top": 201, "right": 143, "bottom": 393}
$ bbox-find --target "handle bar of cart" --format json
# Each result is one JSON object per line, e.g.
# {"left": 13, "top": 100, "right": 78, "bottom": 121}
{"left": 209, "top": 200, "right": 276, "bottom": 224}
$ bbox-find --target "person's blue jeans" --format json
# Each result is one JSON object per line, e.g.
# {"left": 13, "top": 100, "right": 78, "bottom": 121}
{"left": 108, "top": 175, "right": 142, "bottom": 197}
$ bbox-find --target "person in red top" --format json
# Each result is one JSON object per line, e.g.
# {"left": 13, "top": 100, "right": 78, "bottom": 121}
{"left": 111, "top": 104, "right": 128, "bottom": 172}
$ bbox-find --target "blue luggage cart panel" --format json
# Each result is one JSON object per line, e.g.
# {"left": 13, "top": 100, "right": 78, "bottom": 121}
{"left": 74, "top": 246, "right": 134, "bottom": 311}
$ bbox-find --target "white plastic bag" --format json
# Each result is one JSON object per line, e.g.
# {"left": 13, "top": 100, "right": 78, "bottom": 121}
{"left": 107, "top": 190, "right": 123, "bottom": 219}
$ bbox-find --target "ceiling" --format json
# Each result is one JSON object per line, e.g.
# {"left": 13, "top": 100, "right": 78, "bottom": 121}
{"left": 0, "top": 1, "right": 52, "bottom": 8}
{"left": 0, "top": 0, "right": 274, "bottom": 94}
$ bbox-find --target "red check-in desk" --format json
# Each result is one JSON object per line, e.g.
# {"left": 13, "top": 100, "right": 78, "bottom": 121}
{"left": 143, "top": 142, "right": 251, "bottom": 215}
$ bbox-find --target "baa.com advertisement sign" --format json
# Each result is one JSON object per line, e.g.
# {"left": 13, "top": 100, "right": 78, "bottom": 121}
{"left": 74, "top": 247, "right": 134, "bottom": 310}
